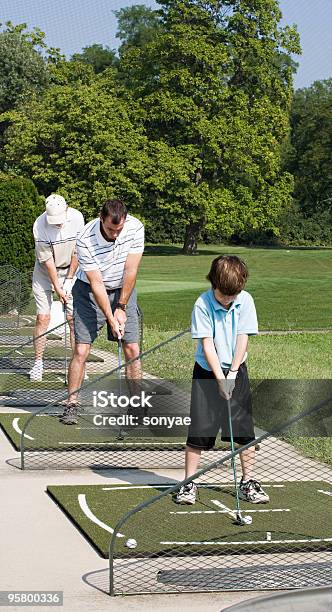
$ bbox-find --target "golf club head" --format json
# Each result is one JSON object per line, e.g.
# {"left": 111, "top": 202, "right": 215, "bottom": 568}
{"left": 234, "top": 511, "right": 252, "bottom": 526}
{"left": 234, "top": 511, "right": 245, "bottom": 526}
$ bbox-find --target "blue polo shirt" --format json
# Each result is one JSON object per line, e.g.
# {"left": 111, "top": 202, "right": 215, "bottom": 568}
{"left": 191, "top": 288, "right": 258, "bottom": 370}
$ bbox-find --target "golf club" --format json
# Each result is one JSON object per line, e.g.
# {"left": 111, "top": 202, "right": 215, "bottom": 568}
{"left": 63, "top": 303, "right": 68, "bottom": 386}
{"left": 226, "top": 394, "right": 252, "bottom": 526}
{"left": 116, "top": 337, "right": 126, "bottom": 440}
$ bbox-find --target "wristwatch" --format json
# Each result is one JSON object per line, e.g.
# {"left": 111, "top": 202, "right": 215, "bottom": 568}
{"left": 117, "top": 302, "right": 127, "bottom": 312}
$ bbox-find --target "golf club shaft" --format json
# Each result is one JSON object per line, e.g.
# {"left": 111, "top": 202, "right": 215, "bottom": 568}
{"left": 64, "top": 304, "right": 68, "bottom": 386}
{"left": 117, "top": 338, "right": 123, "bottom": 437}
{"left": 227, "top": 396, "right": 242, "bottom": 518}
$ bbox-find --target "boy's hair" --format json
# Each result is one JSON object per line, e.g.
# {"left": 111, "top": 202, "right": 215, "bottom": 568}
{"left": 207, "top": 255, "right": 248, "bottom": 295}
{"left": 100, "top": 199, "right": 127, "bottom": 224}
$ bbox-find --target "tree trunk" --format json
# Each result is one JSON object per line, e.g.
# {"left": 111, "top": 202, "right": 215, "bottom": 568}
{"left": 182, "top": 221, "right": 201, "bottom": 255}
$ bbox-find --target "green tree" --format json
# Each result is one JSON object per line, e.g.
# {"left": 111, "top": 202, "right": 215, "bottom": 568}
{"left": 71, "top": 43, "right": 119, "bottom": 73}
{"left": 0, "top": 21, "right": 59, "bottom": 114}
{"left": 115, "top": 4, "right": 162, "bottom": 55}
{"left": 119, "top": 0, "right": 300, "bottom": 253}
{"left": 0, "top": 173, "right": 43, "bottom": 271}
{"left": 288, "top": 79, "right": 332, "bottom": 216}
{"left": 2, "top": 64, "right": 149, "bottom": 220}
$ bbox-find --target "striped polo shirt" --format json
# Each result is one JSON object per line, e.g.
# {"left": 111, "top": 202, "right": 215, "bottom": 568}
{"left": 76, "top": 214, "right": 144, "bottom": 290}
{"left": 33, "top": 207, "right": 85, "bottom": 290}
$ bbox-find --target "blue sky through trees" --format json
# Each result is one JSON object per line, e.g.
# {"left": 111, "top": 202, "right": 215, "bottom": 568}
{"left": 0, "top": 0, "right": 331, "bottom": 89}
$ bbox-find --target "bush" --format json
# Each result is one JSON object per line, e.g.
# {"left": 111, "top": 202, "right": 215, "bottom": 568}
{"left": 0, "top": 174, "right": 43, "bottom": 271}
{"left": 278, "top": 203, "right": 332, "bottom": 246}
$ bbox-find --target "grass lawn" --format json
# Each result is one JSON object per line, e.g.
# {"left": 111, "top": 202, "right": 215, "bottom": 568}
{"left": 16, "top": 244, "right": 332, "bottom": 332}
{"left": 136, "top": 244, "right": 332, "bottom": 330}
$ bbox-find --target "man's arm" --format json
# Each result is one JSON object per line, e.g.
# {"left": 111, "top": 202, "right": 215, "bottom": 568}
{"left": 66, "top": 254, "right": 79, "bottom": 280}
{"left": 119, "top": 253, "right": 143, "bottom": 305}
{"left": 43, "top": 258, "right": 68, "bottom": 305}
{"left": 114, "top": 253, "right": 143, "bottom": 328}
{"left": 85, "top": 269, "right": 121, "bottom": 338}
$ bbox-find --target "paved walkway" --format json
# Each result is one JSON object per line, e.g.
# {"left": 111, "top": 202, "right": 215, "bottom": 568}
{"left": 0, "top": 433, "right": 265, "bottom": 612}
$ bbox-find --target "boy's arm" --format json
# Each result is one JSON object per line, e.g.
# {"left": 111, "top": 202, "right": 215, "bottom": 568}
{"left": 202, "top": 338, "right": 225, "bottom": 380}
{"left": 230, "top": 334, "right": 248, "bottom": 372}
{"left": 202, "top": 338, "right": 230, "bottom": 399}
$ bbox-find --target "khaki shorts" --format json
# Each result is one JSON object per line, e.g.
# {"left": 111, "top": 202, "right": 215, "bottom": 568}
{"left": 32, "top": 277, "right": 73, "bottom": 315}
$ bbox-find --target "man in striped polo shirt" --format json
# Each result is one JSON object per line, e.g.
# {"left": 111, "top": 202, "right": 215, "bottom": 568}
{"left": 30, "top": 194, "right": 85, "bottom": 382}
{"left": 61, "top": 199, "right": 144, "bottom": 424}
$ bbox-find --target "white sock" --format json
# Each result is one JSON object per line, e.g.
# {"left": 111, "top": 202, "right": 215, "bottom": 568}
{"left": 34, "top": 358, "right": 43, "bottom": 366}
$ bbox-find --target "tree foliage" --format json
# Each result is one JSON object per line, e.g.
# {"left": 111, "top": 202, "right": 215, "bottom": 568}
{"left": 0, "top": 21, "right": 60, "bottom": 114}
{"left": 0, "top": 173, "right": 43, "bottom": 270}
{"left": 287, "top": 79, "right": 332, "bottom": 216}
{"left": 2, "top": 63, "right": 149, "bottom": 220}
{"left": 115, "top": 4, "right": 162, "bottom": 56}
{"left": 0, "top": 5, "right": 304, "bottom": 251}
{"left": 119, "top": 0, "right": 301, "bottom": 252}
{"left": 71, "top": 44, "right": 119, "bottom": 73}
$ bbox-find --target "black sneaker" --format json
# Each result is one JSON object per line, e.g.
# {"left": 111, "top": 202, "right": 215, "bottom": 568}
{"left": 239, "top": 478, "right": 270, "bottom": 503}
{"left": 59, "top": 404, "right": 78, "bottom": 425}
{"left": 175, "top": 482, "right": 197, "bottom": 505}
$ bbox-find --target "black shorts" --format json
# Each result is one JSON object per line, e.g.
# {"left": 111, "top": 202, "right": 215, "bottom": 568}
{"left": 186, "top": 362, "right": 255, "bottom": 450}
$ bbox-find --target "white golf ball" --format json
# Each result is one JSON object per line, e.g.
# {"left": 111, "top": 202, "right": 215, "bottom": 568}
{"left": 125, "top": 538, "right": 137, "bottom": 549}
{"left": 243, "top": 515, "right": 252, "bottom": 525}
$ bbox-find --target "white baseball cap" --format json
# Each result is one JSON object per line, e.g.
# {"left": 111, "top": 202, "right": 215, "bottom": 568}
{"left": 45, "top": 194, "right": 67, "bottom": 225}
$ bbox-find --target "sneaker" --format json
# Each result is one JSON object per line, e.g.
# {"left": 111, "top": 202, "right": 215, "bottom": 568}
{"left": 239, "top": 478, "right": 270, "bottom": 504}
{"left": 59, "top": 403, "right": 79, "bottom": 425}
{"left": 29, "top": 361, "right": 43, "bottom": 382}
{"left": 175, "top": 482, "right": 197, "bottom": 505}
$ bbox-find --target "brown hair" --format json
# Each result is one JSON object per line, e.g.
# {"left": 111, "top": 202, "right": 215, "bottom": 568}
{"left": 207, "top": 255, "right": 248, "bottom": 295}
{"left": 100, "top": 199, "right": 127, "bottom": 224}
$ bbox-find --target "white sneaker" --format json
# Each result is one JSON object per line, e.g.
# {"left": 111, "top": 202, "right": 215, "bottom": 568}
{"left": 239, "top": 478, "right": 270, "bottom": 504}
{"left": 29, "top": 361, "right": 43, "bottom": 382}
{"left": 175, "top": 482, "right": 197, "bottom": 505}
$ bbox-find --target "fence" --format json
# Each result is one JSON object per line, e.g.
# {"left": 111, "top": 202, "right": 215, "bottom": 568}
{"left": 0, "top": 265, "right": 23, "bottom": 328}
{"left": 107, "top": 392, "right": 332, "bottom": 595}
{"left": 17, "top": 327, "right": 231, "bottom": 470}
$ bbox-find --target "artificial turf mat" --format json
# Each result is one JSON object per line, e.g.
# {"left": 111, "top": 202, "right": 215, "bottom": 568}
{"left": 47, "top": 481, "right": 332, "bottom": 558}
{"left": 0, "top": 347, "right": 104, "bottom": 362}
{"left": 0, "top": 412, "right": 188, "bottom": 451}
{"left": 0, "top": 372, "right": 67, "bottom": 393}
{"left": 0, "top": 412, "right": 233, "bottom": 452}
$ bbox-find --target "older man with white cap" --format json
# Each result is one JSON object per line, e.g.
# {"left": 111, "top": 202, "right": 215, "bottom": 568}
{"left": 29, "top": 194, "right": 85, "bottom": 381}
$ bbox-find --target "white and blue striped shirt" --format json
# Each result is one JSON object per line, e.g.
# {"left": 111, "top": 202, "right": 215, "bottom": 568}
{"left": 76, "top": 214, "right": 144, "bottom": 290}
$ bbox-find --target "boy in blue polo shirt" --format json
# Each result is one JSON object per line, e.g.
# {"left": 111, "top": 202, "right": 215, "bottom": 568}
{"left": 176, "top": 255, "right": 269, "bottom": 505}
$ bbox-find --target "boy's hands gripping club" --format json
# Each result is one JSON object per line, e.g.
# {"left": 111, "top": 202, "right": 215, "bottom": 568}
{"left": 218, "top": 370, "right": 238, "bottom": 400}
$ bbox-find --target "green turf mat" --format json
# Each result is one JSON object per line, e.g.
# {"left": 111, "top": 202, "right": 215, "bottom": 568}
{"left": 47, "top": 481, "right": 332, "bottom": 558}
{"left": 0, "top": 327, "right": 61, "bottom": 339}
{"left": 0, "top": 347, "right": 104, "bottom": 363}
{"left": 0, "top": 372, "right": 67, "bottom": 393}
{"left": 0, "top": 412, "right": 233, "bottom": 452}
